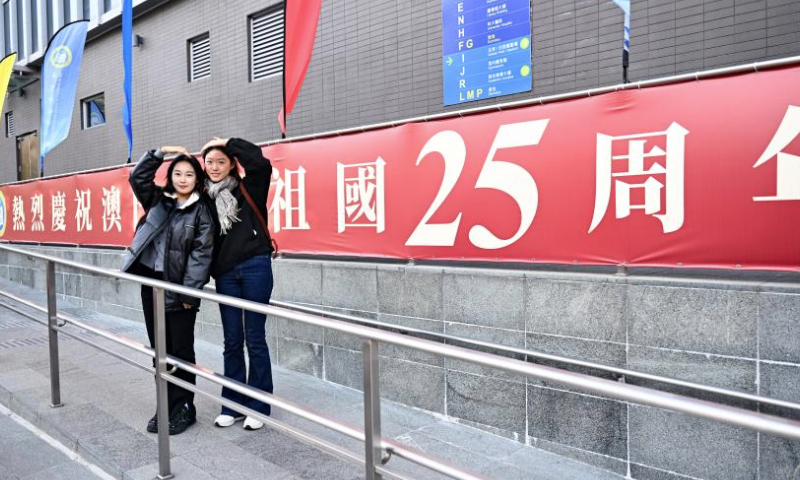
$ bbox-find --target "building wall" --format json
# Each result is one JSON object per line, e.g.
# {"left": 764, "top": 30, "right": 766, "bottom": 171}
{"left": 1, "top": 0, "right": 799, "bottom": 182}
{"left": 0, "top": 0, "right": 286, "bottom": 181}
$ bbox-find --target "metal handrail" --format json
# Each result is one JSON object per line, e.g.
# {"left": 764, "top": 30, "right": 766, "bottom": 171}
{"left": 4, "top": 244, "right": 800, "bottom": 480}
{"left": 0, "top": 297, "right": 155, "bottom": 374}
{"left": 0, "top": 291, "right": 427, "bottom": 480}
{"left": 270, "top": 299, "right": 800, "bottom": 412}
{"left": 0, "top": 244, "right": 490, "bottom": 480}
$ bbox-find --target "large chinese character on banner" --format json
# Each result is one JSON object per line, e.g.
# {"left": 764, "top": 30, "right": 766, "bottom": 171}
{"left": 52, "top": 191, "right": 67, "bottom": 232}
{"left": 590, "top": 123, "right": 689, "bottom": 234}
{"left": 268, "top": 167, "right": 311, "bottom": 233}
{"left": 31, "top": 194, "right": 45, "bottom": 232}
{"left": 102, "top": 186, "right": 122, "bottom": 232}
{"left": 753, "top": 105, "right": 800, "bottom": 202}
{"left": 75, "top": 189, "right": 93, "bottom": 232}
{"left": 337, "top": 158, "right": 386, "bottom": 233}
{"left": 12, "top": 196, "right": 25, "bottom": 231}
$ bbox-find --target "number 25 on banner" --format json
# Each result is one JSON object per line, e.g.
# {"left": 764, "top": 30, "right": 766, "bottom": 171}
{"left": 406, "top": 120, "right": 550, "bottom": 250}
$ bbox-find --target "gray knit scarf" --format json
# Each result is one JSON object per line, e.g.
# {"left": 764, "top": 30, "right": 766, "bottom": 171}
{"left": 205, "top": 176, "right": 240, "bottom": 234}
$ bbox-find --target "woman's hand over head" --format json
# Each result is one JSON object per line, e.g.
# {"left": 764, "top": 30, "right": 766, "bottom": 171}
{"left": 201, "top": 137, "right": 229, "bottom": 153}
{"left": 160, "top": 146, "right": 192, "bottom": 157}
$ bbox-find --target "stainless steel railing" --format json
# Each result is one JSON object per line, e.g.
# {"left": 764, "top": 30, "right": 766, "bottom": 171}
{"left": 3, "top": 243, "right": 800, "bottom": 480}
{"left": 0, "top": 246, "right": 482, "bottom": 480}
{"left": 270, "top": 299, "right": 800, "bottom": 413}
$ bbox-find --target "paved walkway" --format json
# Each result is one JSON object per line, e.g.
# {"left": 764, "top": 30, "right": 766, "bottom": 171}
{"left": 0, "top": 403, "right": 109, "bottom": 480}
{"left": 0, "top": 276, "right": 624, "bottom": 480}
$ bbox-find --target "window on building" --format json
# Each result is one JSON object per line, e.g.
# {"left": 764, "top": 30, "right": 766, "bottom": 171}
{"left": 104, "top": 0, "right": 121, "bottom": 12}
{"left": 81, "top": 94, "right": 106, "bottom": 129}
{"left": 188, "top": 33, "right": 210, "bottom": 82}
{"left": 3, "top": 1, "right": 11, "bottom": 56}
{"left": 83, "top": 0, "right": 91, "bottom": 19}
{"left": 249, "top": 6, "right": 284, "bottom": 82}
{"left": 16, "top": 0, "right": 24, "bottom": 56}
{"left": 5, "top": 111, "right": 14, "bottom": 138}
{"left": 30, "top": 0, "right": 39, "bottom": 52}
{"left": 45, "top": 1, "right": 54, "bottom": 40}
{"left": 62, "top": 0, "right": 72, "bottom": 22}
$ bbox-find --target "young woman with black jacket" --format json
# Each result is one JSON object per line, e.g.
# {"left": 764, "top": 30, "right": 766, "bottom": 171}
{"left": 201, "top": 137, "right": 274, "bottom": 431}
{"left": 122, "top": 146, "right": 215, "bottom": 435}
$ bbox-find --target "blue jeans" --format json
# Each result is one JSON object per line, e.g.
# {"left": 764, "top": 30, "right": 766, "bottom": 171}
{"left": 215, "top": 254, "right": 274, "bottom": 416}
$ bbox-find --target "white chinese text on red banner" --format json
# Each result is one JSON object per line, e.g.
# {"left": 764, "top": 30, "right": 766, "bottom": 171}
{"left": 2, "top": 66, "right": 800, "bottom": 271}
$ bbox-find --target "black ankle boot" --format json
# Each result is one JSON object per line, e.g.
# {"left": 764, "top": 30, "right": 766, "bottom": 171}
{"left": 146, "top": 414, "right": 158, "bottom": 433}
{"left": 169, "top": 404, "right": 197, "bottom": 435}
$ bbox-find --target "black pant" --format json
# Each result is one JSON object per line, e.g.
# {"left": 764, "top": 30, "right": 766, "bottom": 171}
{"left": 141, "top": 276, "right": 197, "bottom": 416}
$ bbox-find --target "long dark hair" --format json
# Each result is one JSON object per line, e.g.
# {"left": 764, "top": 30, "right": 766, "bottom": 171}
{"left": 164, "top": 154, "right": 206, "bottom": 194}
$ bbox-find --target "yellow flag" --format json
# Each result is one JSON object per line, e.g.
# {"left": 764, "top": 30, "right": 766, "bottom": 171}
{"left": 0, "top": 53, "right": 17, "bottom": 115}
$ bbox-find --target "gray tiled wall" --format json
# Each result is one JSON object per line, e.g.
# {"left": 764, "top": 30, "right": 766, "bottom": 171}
{"left": 2, "top": 245, "right": 800, "bottom": 480}
{"left": 2, "top": 0, "right": 799, "bottom": 182}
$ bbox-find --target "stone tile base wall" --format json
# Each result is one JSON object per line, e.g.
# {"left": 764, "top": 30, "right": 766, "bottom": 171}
{"left": 1, "top": 245, "right": 799, "bottom": 480}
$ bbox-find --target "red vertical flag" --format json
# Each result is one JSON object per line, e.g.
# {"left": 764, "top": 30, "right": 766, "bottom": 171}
{"left": 278, "top": 0, "right": 323, "bottom": 135}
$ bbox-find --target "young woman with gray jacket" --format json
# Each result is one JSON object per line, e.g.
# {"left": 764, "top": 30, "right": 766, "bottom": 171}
{"left": 122, "top": 146, "right": 215, "bottom": 435}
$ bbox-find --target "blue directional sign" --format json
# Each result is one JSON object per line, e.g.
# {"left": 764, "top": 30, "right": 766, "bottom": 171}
{"left": 443, "top": 0, "right": 532, "bottom": 106}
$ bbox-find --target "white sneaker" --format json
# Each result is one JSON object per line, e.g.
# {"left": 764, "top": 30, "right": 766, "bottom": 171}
{"left": 214, "top": 414, "right": 245, "bottom": 427}
{"left": 243, "top": 416, "right": 263, "bottom": 430}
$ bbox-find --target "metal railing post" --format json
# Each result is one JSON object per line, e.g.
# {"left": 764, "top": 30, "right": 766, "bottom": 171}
{"left": 362, "top": 339, "right": 383, "bottom": 480}
{"left": 46, "top": 261, "right": 62, "bottom": 408}
{"left": 154, "top": 287, "right": 173, "bottom": 480}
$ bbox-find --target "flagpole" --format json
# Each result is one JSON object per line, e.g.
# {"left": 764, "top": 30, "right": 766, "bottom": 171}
{"left": 281, "top": 0, "right": 287, "bottom": 139}
{"left": 609, "top": 1, "right": 631, "bottom": 83}
{"left": 39, "top": 97, "right": 44, "bottom": 177}
{"left": 621, "top": 4, "right": 630, "bottom": 84}
{"left": 122, "top": 0, "right": 133, "bottom": 164}
{"left": 623, "top": 49, "right": 629, "bottom": 84}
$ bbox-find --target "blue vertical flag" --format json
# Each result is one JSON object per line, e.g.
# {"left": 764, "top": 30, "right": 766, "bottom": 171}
{"left": 611, "top": 0, "right": 631, "bottom": 82}
{"left": 122, "top": 0, "right": 133, "bottom": 161}
{"left": 612, "top": 0, "right": 630, "bottom": 52}
{"left": 40, "top": 20, "right": 89, "bottom": 175}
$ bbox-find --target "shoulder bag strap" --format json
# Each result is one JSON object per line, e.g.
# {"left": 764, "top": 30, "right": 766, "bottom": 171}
{"left": 239, "top": 182, "right": 279, "bottom": 257}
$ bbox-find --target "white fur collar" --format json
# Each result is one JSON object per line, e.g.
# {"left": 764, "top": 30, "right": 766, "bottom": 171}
{"left": 163, "top": 191, "right": 200, "bottom": 209}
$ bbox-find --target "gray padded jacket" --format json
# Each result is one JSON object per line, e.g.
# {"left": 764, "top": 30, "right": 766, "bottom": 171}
{"left": 121, "top": 150, "right": 215, "bottom": 311}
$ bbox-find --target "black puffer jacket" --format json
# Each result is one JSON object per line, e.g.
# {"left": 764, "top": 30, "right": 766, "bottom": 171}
{"left": 208, "top": 138, "right": 273, "bottom": 278}
{"left": 121, "top": 150, "right": 215, "bottom": 311}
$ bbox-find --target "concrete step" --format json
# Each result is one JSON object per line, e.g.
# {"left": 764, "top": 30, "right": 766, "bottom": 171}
{"left": 0, "top": 402, "right": 109, "bottom": 480}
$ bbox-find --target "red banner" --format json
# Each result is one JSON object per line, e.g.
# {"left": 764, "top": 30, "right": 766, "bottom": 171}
{"left": 264, "top": 65, "right": 800, "bottom": 271}
{"left": 3, "top": 66, "right": 800, "bottom": 270}
{"left": 0, "top": 167, "right": 139, "bottom": 246}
